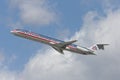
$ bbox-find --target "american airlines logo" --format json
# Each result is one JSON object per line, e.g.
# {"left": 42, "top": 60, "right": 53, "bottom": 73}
{"left": 92, "top": 46, "right": 97, "bottom": 50}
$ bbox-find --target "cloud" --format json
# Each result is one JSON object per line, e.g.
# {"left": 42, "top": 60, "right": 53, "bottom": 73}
{"left": 71, "top": 9, "right": 120, "bottom": 80}
{"left": 2, "top": 0, "right": 120, "bottom": 80}
{"left": 18, "top": 7, "right": 120, "bottom": 80}
{"left": 13, "top": 8, "right": 120, "bottom": 80}
{"left": 0, "top": 70, "right": 16, "bottom": 80}
{"left": 10, "top": 0, "right": 57, "bottom": 26}
{"left": 0, "top": 52, "right": 17, "bottom": 80}
{"left": 19, "top": 49, "right": 88, "bottom": 80}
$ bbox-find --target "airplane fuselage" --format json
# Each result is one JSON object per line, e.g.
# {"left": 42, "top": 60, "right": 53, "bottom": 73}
{"left": 11, "top": 29, "right": 94, "bottom": 55}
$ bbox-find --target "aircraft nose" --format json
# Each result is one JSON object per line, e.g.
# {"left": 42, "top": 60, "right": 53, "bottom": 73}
{"left": 10, "top": 30, "right": 13, "bottom": 33}
{"left": 10, "top": 30, "right": 15, "bottom": 34}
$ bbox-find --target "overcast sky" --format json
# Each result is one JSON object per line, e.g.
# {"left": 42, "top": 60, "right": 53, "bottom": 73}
{"left": 0, "top": 0, "right": 120, "bottom": 80}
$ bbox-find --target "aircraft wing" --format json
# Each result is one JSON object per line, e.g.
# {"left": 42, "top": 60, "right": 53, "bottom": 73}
{"left": 52, "top": 46, "right": 64, "bottom": 54}
{"left": 51, "top": 40, "right": 77, "bottom": 54}
{"left": 53, "top": 40, "right": 77, "bottom": 48}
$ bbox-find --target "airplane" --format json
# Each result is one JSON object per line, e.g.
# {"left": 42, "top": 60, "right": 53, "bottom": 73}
{"left": 11, "top": 29, "right": 109, "bottom": 55}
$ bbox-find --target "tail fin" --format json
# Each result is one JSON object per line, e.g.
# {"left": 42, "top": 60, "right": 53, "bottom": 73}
{"left": 90, "top": 44, "right": 109, "bottom": 51}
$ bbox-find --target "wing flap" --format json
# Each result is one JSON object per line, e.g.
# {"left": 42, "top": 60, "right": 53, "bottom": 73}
{"left": 52, "top": 46, "right": 64, "bottom": 54}
{"left": 51, "top": 40, "right": 77, "bottom": 54}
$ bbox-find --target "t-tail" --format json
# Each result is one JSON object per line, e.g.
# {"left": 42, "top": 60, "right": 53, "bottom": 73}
{"left": 90, "top": 44, "right": 109, "bottom": 52}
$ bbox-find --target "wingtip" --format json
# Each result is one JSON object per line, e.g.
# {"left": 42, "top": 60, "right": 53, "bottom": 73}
{"left": 104, "top": 44, "right": 110, "bottom": 46}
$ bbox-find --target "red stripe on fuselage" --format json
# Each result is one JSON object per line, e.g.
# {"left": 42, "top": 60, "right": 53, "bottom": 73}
{"left": 17, "top": 31, "right": 77, "bottom": 50}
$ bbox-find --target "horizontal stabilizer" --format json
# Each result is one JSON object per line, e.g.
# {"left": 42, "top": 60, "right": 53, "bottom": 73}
{"left": 97, "top": 44, "right": 109, "bottom": 50}
{"left": 90, "top": 44, "right": 109, "bottom": 51}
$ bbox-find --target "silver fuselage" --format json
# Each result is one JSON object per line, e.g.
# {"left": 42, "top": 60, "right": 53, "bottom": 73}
{"left": 11, "top": 29, "right": 94, "bottom": 55}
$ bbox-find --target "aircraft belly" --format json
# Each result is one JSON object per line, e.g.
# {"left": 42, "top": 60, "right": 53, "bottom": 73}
{"left": 65, "top": 48, "right": 94, "bottom": 55}
{"left": 65, "top": 48, "right": 81, "bottom": 53}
